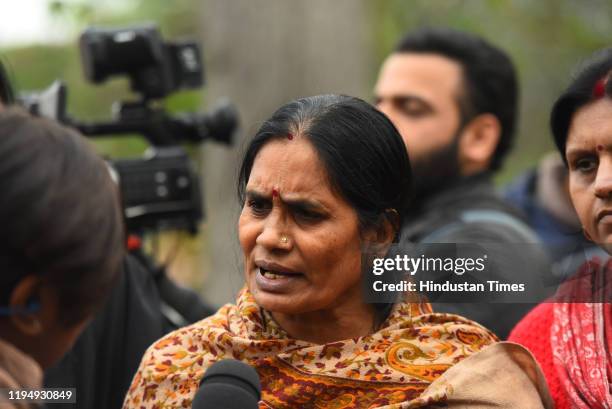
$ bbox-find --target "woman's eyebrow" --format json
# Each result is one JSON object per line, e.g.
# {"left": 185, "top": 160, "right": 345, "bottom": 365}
{"left": 245, "top": 189, "right": 328, "bottom": 211}
{"left": 245, "top": 190, "right": 269, "bottom": 200}
{"left": 283, "top": 198, "right": 326, "bottom": 211}
{"left": 566, "top": 147, "right": 594, "bottom": 158}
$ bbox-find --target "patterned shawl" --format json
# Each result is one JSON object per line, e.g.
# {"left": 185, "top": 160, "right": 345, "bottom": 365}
{"left": 123, "top": 288, "right": 497, "bottom": 409}
{"left": 552, "top": 257, "right": 612, "bottom": 408}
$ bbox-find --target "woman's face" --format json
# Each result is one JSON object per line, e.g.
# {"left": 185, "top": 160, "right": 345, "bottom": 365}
{"left": 239, "top": 137, "right": 367, "bottom": 315}
{"left": 567, "top": 98, "right": 612, "bottom": 248}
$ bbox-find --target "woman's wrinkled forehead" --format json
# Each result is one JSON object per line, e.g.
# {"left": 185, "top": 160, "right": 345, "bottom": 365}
{"left": 567, "top": 98, "right": 612, "bottom": 150}
{"left": 247, "top": 138, "right": 329, "bottom": 194}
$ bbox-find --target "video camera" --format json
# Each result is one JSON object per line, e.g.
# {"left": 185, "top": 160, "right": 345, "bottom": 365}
{"left": 19, "top": 23, "right": 238, "bottom": 234}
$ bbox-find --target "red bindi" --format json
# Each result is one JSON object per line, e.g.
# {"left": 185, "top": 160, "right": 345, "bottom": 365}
{"left": 593, "top": 78, "right": 606, "bottom": 98}
{"left": 287, "top": 133, "right": 294, "bottom": 140}
{"left": 598, "top": 144, "right": 605, "bottom": 151}
{"left": 272, "top": 188, "right": 279, "bottom": 198}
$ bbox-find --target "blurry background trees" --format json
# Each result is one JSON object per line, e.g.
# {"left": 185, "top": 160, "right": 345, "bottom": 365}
{"left": 2, "top": 0, "right": 611, "bottom": 304}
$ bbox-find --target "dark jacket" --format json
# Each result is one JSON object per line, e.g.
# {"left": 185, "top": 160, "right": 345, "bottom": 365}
{"left": 44, "top": 252, "right": 215, "bottom": 409}
{"left": 399, "top": 173, "right": 551, "bottom": 339}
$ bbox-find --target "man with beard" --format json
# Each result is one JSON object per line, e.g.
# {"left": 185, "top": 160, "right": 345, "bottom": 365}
{"left": 374, "top": 28, "right": 549, "bottom": 339}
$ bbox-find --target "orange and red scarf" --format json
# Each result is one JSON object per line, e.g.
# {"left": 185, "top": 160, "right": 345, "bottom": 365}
{"left": 124, "top": 288, "right": 497, "bottom": 408}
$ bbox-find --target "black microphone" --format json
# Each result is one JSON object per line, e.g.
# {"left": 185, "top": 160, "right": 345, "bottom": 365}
{"left": 191, "top": 359, "right": 261, "bottom": 409}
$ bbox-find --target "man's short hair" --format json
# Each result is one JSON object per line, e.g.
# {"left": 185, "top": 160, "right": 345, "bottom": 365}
{"left": 395, "top": 27, "right": 518, "bottom": 171}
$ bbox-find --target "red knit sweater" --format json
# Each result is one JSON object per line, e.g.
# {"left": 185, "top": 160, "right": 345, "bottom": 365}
{"left": 508, "top": 302, "right": 571, "bottom": 409}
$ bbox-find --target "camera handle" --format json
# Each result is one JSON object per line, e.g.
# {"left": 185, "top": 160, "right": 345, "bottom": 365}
{"left": 127, "top": 234, "right": 216, "bottom": 328}
{"left": 69, "top": 98, "right": 237, "bottom": 147}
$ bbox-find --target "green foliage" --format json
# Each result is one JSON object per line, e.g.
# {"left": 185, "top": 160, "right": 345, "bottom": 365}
{"left": 5, "top": 1, "right": 612, "bottom": 181}
{"left": 3, "top": 0, "right": 203, "bottom": 158}
{"left": 48, "top": 0, "right": 199, "bottom": 37}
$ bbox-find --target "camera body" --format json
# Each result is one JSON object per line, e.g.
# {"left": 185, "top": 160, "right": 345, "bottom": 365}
{"left": 111, "top": 147, "right": 202, "bottom": 233}
{"left": 18, "top": 24, "right": 237, "bottom": 234}
{"left": 80, "top": 23, "right": 203, "bottom": 99}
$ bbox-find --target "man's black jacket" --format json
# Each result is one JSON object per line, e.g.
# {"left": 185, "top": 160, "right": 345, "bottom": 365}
{"left": 398, "top": 173, "right": 551, "bottom": 339}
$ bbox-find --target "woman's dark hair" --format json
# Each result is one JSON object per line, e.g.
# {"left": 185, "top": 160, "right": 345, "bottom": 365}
{"left": 237, "top": 94, "right": 412, "bottom": 325}
{"left": 551, "top": 48, "right": 612, "bottom": 162}
{"left": 0, "top": 108, "right": 125, "bottom": 326}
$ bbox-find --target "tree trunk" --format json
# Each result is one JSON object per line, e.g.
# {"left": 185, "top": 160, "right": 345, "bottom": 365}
{"left": 198, "top": 0, "right": 372, "bottom": 305}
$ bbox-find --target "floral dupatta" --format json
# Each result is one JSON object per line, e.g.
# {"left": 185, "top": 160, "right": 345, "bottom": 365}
{"left": 123, "top": 288, "right": 497, "bottom": 409}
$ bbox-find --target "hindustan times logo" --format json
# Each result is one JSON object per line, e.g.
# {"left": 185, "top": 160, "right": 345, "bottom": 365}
{"left": 372, "top": 254, "right": 488, "bottom": 276}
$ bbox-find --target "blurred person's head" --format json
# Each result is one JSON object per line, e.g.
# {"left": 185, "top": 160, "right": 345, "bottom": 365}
{"left": 551, "top": 48, "right": 612, "bottom": 252}
{"left": 374, "top": 27, "right": 518, "bottom": 199}
{"left": 237, "top": 94, "right": 411, "bottom": 327}
{"left": 0, "top": 108, "right": 124, "bottom": 369}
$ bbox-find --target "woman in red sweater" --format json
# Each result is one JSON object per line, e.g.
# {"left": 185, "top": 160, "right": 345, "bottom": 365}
{"left": 509, "top": 49, "right": 612, "bottom": 409}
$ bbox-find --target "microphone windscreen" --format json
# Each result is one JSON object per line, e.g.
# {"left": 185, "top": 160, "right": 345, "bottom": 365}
{"left": 191, "top": 359, "right": 261, "bottom": 409}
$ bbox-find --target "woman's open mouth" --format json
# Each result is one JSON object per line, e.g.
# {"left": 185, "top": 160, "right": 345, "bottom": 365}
{"left": 259, "top": 267, "right": 300, "bottom": 279}
{"left": 255, "top": 263, "right": 304, "bottom": 292}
